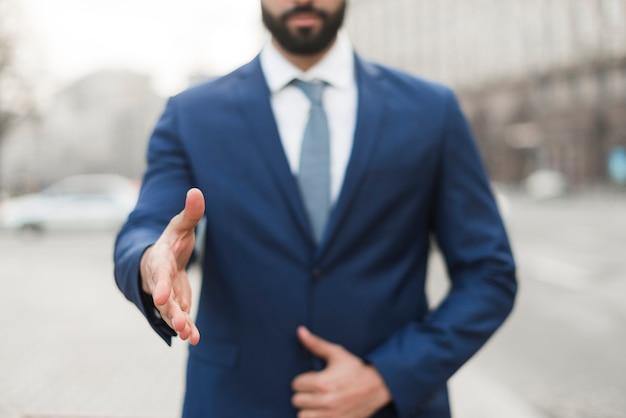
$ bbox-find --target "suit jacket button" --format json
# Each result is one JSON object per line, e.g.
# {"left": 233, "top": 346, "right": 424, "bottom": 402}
{"left": 311, "top": 268, "right": 323, "bottom": 280}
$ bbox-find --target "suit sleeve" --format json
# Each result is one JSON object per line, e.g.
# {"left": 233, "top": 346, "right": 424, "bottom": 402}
{"left": 365, "top": 89, "right": 517, "bottom": 417}
{"left": 113, "top": 96, "right": 197, "bottom": 345}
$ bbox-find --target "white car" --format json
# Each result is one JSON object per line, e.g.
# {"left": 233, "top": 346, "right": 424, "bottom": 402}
{"left": 524, "top": 169, "right": 568, "bottom": 200}
{"left": 0, "top": 174, "right": 138, "bottom": 232}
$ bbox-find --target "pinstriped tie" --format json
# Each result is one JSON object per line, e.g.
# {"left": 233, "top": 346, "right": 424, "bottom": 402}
{"left": 293, "top": 79, "right": 330, "bottom": 243}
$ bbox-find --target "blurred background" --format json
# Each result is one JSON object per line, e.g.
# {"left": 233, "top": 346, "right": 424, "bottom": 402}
{"left": 0, "top": 1, "right": 624, "bottom": 418}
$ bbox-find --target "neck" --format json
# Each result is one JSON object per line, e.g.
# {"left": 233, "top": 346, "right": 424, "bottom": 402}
{"left": 271, "top": 36, "right": 337, "bottom": 72}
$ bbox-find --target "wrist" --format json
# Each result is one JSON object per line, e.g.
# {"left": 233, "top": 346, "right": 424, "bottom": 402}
{"left": 366, "top": 364, "right": 393, "bottom": 408}
{"left": 139, "top": 245, "right": 154, "bottom": 294}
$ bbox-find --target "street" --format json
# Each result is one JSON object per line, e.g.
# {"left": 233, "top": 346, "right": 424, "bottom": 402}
{"left": 0, "top": 190, "right": 624, "bottom": 418}
{"left": 462, "top": 191, "right": 626, "bottom": 418}
{"left": 0, "top": 230, "right": 189, "bottom": 418}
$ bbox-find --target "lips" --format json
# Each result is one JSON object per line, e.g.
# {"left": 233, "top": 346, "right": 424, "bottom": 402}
{"left": 287, "top": 12, "right": 322, "bottom": 27}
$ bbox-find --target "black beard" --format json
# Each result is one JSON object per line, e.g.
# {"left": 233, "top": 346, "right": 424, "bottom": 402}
{"left": 262, "top": 2, "right": 347, "bottom": 56}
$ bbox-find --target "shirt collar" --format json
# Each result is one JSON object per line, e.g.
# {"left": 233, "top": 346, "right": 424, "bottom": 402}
{"left": 260, "top": 30, "right": 355, "bottom": 93}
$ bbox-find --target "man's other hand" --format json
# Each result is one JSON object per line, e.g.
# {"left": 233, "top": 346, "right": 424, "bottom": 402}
{"left": 292, "top": 326, "right": 392, "bottom": 418}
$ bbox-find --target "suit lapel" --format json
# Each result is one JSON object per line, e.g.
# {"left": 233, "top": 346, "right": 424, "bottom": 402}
{"left": 232, "top": 55, "right": 387, "bottom": 252}
{"left": 234, "top": 57, "right": 312, "bottom": 240}
{"left": 319, "top": 56, "right": 386, "bottom": 255}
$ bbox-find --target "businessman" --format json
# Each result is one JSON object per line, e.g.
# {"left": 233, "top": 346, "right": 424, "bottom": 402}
{"left": 114, "top": 0, "right": 517, "bottom": 417}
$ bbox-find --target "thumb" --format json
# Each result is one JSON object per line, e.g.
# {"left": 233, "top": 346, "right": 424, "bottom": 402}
{"left": 297, "top": 326, "right": 341, "bottom": 362}
{"left": 172, "top": 188, "right": 205, "bottom": 234}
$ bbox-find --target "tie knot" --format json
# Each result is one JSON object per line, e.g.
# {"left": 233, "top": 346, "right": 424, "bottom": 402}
{"left": 292, "top": 79, "right": 325, "bottom": 105}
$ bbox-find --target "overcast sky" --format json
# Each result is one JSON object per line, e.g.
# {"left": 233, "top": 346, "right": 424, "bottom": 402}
{"left": 14, "top": 0, "right": 266, "bottom": 98}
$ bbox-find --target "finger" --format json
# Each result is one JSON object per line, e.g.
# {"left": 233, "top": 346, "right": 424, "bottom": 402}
{"left": 292, "top": 391, "right": 329, "bottom": 410}
{"left": 297, "top": 409, "right": 326, "bottom": 418}
{"left": 178, "top": 322, "right": 192, "bottom": 340}
{"left": 172, "top": 272, "right": 192, "bottom": 313}
{"left": 171, "top": 188, "right": 205, "bottom": 234}
{"left": 169, "top": 303, "right": 190, "bottom": 333}
{"left": 178, "top": 296, "right": 191, "bottom": 313}
{"left": 153, "top": 280, "right": 187, "bottom": 332}
{"left": 188, "top": 323, "right": 201, "bottom": 345}
{"left": 163, "top": 301, "right": 200, "bottom": 345}
{"left": 292, "top": 371, "right": 321, "bottom": 393}
{"left": 297, "top": 326, "right": 340, "bottom": 361}
{"left": 152, "top": 270, "right": 173, "bottom": 307}
{"left": 176, "top": 314, "right": 200, "bottom": 345}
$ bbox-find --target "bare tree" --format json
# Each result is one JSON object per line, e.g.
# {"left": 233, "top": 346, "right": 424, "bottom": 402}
{"left": 0, "top": 0, "right": 14, "bottom": 138}
{"left": 0, "top": 0, "right": 33, "bottom": 191}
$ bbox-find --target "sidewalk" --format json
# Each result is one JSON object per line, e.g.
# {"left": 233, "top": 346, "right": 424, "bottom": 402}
{"left": 450, "top": 361, "right": 546, "bottom": 418}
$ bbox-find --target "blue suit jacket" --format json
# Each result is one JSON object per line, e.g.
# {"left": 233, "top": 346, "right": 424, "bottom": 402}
{"left": 114, "top": 54, "right": 517, "bottom": 418}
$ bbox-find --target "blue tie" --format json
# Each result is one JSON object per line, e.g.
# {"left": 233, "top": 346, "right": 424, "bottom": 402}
{"left": 293, "top": 79, "right": 330, "bottom": 243}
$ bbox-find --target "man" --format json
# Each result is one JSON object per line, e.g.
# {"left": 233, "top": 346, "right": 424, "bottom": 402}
{"left": 114, "top": 0, "right": 517, "bottom": 417}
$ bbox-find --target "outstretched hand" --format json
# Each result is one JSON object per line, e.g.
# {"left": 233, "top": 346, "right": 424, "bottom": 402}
{"left": 292, "top": 326, "right": 392, "bottom": 418}
{"left": 140, "top": 188, "right": 205, "bottom": 345}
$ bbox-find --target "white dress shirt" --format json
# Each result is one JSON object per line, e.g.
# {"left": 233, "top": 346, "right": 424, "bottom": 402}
{"left": 259, "top": 31, "right": 358, "bottom": 204}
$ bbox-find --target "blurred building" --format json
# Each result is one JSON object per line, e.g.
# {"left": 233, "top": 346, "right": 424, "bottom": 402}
{"left": 347, "top": 0, "right": 626, "bottom": 188}
{"left": 0, "top": 70, "right": 163, "bottom": 193}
